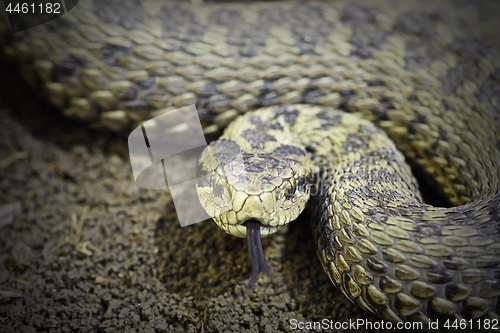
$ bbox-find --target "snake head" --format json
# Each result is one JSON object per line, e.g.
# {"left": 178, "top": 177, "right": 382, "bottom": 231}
{"left": 196, "top": 146, "right": 312, "bottom": 238}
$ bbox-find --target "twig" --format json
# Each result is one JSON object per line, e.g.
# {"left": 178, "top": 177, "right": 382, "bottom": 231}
{"left": 77, "top": 302, "right": 92, "bottom": 324}
{"left": 0, "top": 151, "right": 29, "bottom": 168}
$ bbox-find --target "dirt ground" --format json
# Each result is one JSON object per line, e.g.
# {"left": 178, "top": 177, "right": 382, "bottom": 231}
{"left": 2, "top": 2, "right": 500, "bottom": 331}
{"left": 2, "top": 9, "right": 496, "bottom": 332}
{"left": 0, "top": 60, "right": 398, "bottom": 332}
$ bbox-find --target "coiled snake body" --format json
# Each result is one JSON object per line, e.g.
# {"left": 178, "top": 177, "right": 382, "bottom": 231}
{"left": 2, "top": 0, "right": 500, "bottom": 329}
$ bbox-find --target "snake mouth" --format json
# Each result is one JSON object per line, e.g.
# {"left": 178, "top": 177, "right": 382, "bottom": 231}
{"left": 245, "top": 219, "right": 273, "bottom": 288}
{"left": 230, "top": 220, "right": 284, "bottom": 238}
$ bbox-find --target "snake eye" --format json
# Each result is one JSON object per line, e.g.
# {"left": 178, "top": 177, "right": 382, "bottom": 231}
{"left": 284, "top": 178, "right": 296, "bottom": 199}
{"left": 214, "top": 177, "right": 227, "bottom": 197}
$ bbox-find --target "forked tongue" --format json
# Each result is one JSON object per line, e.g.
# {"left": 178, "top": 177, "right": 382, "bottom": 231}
{"left": 245, "top": 220, "right": 273, "bottom": 289}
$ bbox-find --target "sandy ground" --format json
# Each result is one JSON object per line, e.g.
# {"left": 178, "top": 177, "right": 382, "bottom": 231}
{"left": 2, "top": 2, "right": 500, "bottom": 331}
{"left": 0, "top": 62, "right": 396, "bottom": 332}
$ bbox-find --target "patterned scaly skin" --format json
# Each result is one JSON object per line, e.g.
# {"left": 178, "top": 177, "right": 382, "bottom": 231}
{"left": 1, "top": 0, "right": 500, "bottom": 329}
{"left": 197, "top": 103, "right": 500, "bottom": 327}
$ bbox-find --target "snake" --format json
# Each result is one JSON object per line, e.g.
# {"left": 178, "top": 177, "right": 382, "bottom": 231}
{"left": 1, "top": 0, "right": 500, "bottom": 330}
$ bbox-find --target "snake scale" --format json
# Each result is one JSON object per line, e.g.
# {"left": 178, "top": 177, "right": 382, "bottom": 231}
{"left": 1, "top": 0, "right": 500, "bottom": 330}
